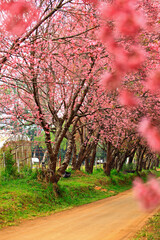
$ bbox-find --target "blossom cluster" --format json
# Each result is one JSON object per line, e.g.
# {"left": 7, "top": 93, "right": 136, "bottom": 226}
{"left": 138, "top": 118, "right": 160, "bottom": 152}
{"left": 0, "top": 0, "right": 38, "bottom": 36}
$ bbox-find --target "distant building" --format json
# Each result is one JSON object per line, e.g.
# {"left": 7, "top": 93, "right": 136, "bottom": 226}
{"left": 0, "top": 130, "right": 32, "bottom": 169}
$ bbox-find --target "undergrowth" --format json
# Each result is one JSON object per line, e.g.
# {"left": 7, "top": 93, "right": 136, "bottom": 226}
{"left": 132, "top": 210, "right": 160, "bottom": 240}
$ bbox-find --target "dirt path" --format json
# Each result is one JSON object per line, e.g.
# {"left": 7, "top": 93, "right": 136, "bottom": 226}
{"left": 0, "top": 189, "right": 159, "bottom": 240}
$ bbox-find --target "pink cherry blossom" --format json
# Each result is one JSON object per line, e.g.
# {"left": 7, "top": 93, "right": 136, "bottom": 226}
{"left": 99, "top": 71, "right": 121, "bottom": 91}
{"left": 83, "top": 0, "right": 99, "bottom": 6}
{"left": 0, "top": 0, "right": 38, "bottom": 36}
{"left": 127, "top": 46, "right": 146, "bottom": 71}
{"left": 138, "top": 118, "right": 160, "bottom": 152}
{"left": 100, "top": 3, "right": 116, "bottom": 20}
{"left": 118, "top": 89, "right": 139, "bottom": 107}
{"left": 114, "top": 47, "right": 128, "bottom": 72}
{"left": 147, "top": 70, "right": 160, "bottom": 91}
{"left": 114, "top": 46, "right": 145, "bottom": 72}
{"left": 1, "top": 0, "right": 30, "bottom": 15}
{"left": 115, "top": 0, "right": 136, "bottom": 10}
{"left": 112, "top": 46, "right": 145, "bottom": 73}
{"left": 99, "top": 26, "right": 113, "bottom": 44}
{"left": 116, "top": 11, "right": 145, "bottom": 36}
{"left": 133, "top": 177, "right": 160, "bottom": 210}
{"left": 138, "top": 118, "right": 151, "bottom": 135}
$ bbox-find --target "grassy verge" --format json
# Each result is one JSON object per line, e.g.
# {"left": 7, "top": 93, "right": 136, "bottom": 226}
{"left": 132, "top": 210, "right": 160, "bottom": 240}
{"left": 0, "top": 168, "right": 159, "bottom": 229}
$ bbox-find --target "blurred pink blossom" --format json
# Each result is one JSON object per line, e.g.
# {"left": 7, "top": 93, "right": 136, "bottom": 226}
{"left": 147, "top": 70, "right": 160, "bottom": 91}
{"left": 0, "top": 0, "right": 38, "bottom": 36}
{"left": 126, "top": 47, "right": 146, "bottom": 71}
{"left": 115, "top": 0, "right": 136, "bottom": 10}
{"left": 114, "top": 47, "right": 128, "bottom": 72}
{"left": 138, "top": 118, "right": 150, "bottom": 132}
{"left": 99, "top": 72, "right": 121, "bottom": 90}
{"left": 119, "top": 90, "right": 139, "bottom": 107}
{"left": 114, "top": 46, "right": 145, "bottom": 72}
{"left": 116, "top": 11, "right": 145, "bottom": 36}
{"left": 138, "top": 118, "right": 160, "bottom": 152}
{"left": 100, "top": 0, "right": 136, "bottom": 20}
{"left": 100, "top": 3, "right": 116, "bottom": 20}
{"left": 83, "top": 0, "right": 99, "bottom": 6}
{"left": 99, "top": 26, "right": 113, "bottom": 44}
{"left": 133, "top": 177, "right": 160, "bottom": 210}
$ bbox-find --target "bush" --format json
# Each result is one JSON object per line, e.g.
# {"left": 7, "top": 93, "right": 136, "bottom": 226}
{"left": 19, "top": 166, "right": 41, "bottom": 180}
{"left": 31, "top": 168, "right": 42, "bottom": 180}
{"left": 20, "top": 165, "right": 32, "bottom": 178}
{"left": 122, "top": 163, "right": 136, "bottom": 173}
{"left": 110, "top": 169, "right": 119, "bottom": 176}
{"left": 2, "top": 149, "right": 18, "bottom": 180}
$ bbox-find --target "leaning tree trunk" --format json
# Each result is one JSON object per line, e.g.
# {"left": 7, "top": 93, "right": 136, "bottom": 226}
{"left": 137, "top": 147, "right": 146, "bottom": 172}
{"left": 136, "top": 146, "right": 142, "bottom": 172}
{"left": 104, "top": 142, "right": 113, "bottom": 176}
{"left": 114, "top": 156, "right": 117, "bottom": 169}
{"left": 155, "top": 158, "right": 159, "bottom": 168}
{"left": 85, "top": 145, "right": 97, "bottom": 174}
{"left": 73, "top": 141, "right": 93, "bottom": 170}
{"left": 72, "top": 143, "right": 86, "bottom": 170}
{"left": 71, "top": 141, "right": 77, "bottom": 170}
{"left": 85, "top": 130, "right": 100, "bottom": 174}
{"left": 150, "top": 159, "right": 155, "bottom": 169}
{"left": 85, "top": 157, "right": 90, "bottom": 173}
{"left": 146, "top": 157, "right": 152, "bottom": 170}
{"left": 129, "top": 148, "right": 136, "bottom": 164}
{"left": 42, "top": 149, "right": 48, "bottom": 163}
{"left": 55, "top": 136, "right": 74, "bottom": 183}
{"left": 117, "top": 152, "right": 128, "bottom": 172}
{"left": 89, "top": 146, "right": 97, "bottom": 174}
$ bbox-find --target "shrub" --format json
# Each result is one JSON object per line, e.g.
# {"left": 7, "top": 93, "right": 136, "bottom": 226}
{"left": 122, "top": 163, "right": 136, "bottom": 173}
{"left": 3, "top": 149, "right": 18, "bottom": 180}
{"left": 20, "top": 165, "right": 32, "bottom": 178}
{"left": 19, "top": 166, "right": 42, "bottom": 180}
{"left": 110, "top": 169, "right": 119, "bottom": 176}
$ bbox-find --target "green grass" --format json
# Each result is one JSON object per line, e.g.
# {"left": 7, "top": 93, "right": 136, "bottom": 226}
{"left": 0, "top": 168, "right": 159, "bottom": 229}
{"left": 132, "top": 211, "right": 160, "bottom": 240}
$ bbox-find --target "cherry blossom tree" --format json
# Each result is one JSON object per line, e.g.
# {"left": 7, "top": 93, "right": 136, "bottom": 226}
{"left": 0, "top": 0, "right": 107, "bottom": 184}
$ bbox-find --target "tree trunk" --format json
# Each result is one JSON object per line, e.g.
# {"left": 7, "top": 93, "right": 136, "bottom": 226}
{"left": 72, "top": 155, "right": 82, "bottom": 171}
{"left": 55, "top": 136, "right": 74, "bottom": 183}
{"left": 155, "top": 158, "right": 159, "bottom": 168}
{"left": 129, "top": 149, "right": 136, "bottom": 164}
{"left": 114, "top": 156, "right": 118, "bottom": 169}
{"left": 89, "top": 146, "right": 97, "bottom": 174}
{"left": 146, "top": 158, "right": 152, "bottom": 170}
{"left": 42, "top": 149, "right": 48, "bottom": 163}
{"left": 71, "top": 142, "right": 77, "bottom": 170}
{"left": 85, "top": 145, "right": 97, "bottom": 174}
{"left": 104, "top": 142, "right": 113, "bottom": 176}
{"left": 136, "top": 146, "right": 142, "bottom": 172}
{"left": 73, "top": 142, "right": 93, "bottom": 170}
{"left": 117, "top": 152, "right": 128, "bottom": 172}
{"left": 85, "top": 158, "right": 90, "bottom": 173}
{"left": 138, "top": 147, "right": 146, "bottom": 172}
{"left": 72, "top": 143, "right": 85, "bottom": 170}
{"left": 150, "top": 159, "right": 154, "bottom": 169}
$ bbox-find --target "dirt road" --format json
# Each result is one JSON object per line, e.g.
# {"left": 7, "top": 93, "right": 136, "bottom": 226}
{"left": 0, "top": 189, "right": 159, "bottom": 240}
